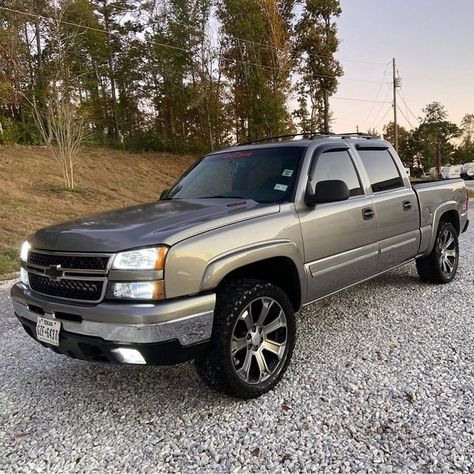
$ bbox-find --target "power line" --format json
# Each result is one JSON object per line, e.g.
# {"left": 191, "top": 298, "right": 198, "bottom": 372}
{"left": 1, "top": 5, "right": 389, "bottom": 70}
{"left": 364, "top": 63, "right": 391, "bottom": 127}
{"left": 397, "top": 90, "right": 419, "bottom": 123}
{"left": 106, "top": 2, "right": 388, "bottom": 65}
{"left": 0, "top": 5, "right": 392, "bottom": 83}
{"left": 397, "top": 104, "right": 416, "bottom": 129}
{"left": 369, "top": 86, "right": 392, "bottom": 130}
{"left": 373, "top": 106, "right": 392, "bottom": 132}
{"left": 331, "top": 96, "right": 391, "bottom": 104}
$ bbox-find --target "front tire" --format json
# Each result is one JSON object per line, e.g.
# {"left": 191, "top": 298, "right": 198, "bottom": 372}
{"left": 195, "top": 278, "right": 296, "bottom": 399}
{"left": 416, "top": 221, "right": 459, "bottom": 283}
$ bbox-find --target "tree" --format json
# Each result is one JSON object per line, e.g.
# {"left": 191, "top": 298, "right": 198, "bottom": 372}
{"left": 454, "top": 113, "right": 474, "bottom": 164}
{"left": 219, "top": 0, "right": 294, "bottom": 142}
{"left": 30, "top": 1, "right": 88, "bottom": 189}
{"left": 415, "top": 102, "right": 460, "bottom": 174}
{"left": 293, "top": 0, "right": 343, "bottom": 133}
{"left": 383, "top": 122, "right": 414, "bottom": 168}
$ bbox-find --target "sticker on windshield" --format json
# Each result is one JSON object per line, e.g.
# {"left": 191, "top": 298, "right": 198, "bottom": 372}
{"left": 282, "top": 169, "right": 293, "bottom": 177}
{"left": 274, "top": 184, "right": 288, "bottom": 192}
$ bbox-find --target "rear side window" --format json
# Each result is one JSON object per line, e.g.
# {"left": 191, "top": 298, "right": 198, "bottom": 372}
{"left": 311, "top": 150, "right": 363, "bottom": 197}
{"left": 358, "top": 149, "right": 404, "bottom": 193}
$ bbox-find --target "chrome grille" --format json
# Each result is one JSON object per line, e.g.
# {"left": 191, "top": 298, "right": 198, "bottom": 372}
{"left": 29, "top": 274, "right": 104, "bottom": 301}
{"left": 26, "top": 250, "right": 111, "bottom": 303}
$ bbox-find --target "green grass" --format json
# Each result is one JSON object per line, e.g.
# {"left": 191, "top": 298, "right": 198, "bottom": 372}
{"left": 0, "top": 250, "right": 19, "bottom": 279}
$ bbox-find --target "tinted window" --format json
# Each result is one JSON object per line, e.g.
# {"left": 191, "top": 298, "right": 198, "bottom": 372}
{"left": 310, "top": 150, "right": 363, "bottom": 197}
{"left": 168, "top": 146, "right": 304, "bottom": 203}
{"left": 358, "top": 149, "right": 404, "bottom": 192}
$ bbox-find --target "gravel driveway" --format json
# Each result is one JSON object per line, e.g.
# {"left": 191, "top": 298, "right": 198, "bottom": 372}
{"left": 1, "top": 228, "right": 473, "bottom": 472}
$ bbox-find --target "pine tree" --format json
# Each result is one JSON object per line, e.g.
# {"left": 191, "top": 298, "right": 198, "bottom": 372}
{"left": 293, "top": 0, "right": 342, "bottom": 133}
{"left": 218, "top": 0, "right": 294, "bottom": 142}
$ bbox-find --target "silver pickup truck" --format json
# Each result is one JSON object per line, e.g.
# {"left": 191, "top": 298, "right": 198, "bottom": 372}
{"left": 11, "top": 134, "right": 469, "bottom": 398}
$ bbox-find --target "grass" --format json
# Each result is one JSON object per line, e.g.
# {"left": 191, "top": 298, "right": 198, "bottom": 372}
{"left": 0, "top": 250, "right": 19, "bottom": 280}
{"left": 0, "top": 145, "right": 196, "bottom": 277}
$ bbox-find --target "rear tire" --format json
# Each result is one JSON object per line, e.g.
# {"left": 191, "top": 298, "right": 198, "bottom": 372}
{"left": 195, "top": 278, "right": 296, "bottom": 399}
{"left": 416, "top": 221, "right": 459, "bottom": 284}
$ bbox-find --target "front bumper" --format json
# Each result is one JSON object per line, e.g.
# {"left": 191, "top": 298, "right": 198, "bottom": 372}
{"left": 11, "top": 283, "right": 215, "bottom": 365}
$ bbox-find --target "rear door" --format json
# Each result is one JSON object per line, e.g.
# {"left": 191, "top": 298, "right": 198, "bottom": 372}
{"left": 356, "top": 145, "right": 420, "bottom": 270}
{"left": 298, "top": 144, "right": 379, "bottom": 301}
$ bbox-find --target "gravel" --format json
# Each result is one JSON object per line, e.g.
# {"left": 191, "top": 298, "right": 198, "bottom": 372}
{"left": 1, "top": 227, "right": 473, "bottom": 472}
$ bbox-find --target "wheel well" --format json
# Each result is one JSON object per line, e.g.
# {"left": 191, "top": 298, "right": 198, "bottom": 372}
{"left": 439, "top": 210, "right": 460, "bottom": 235}
{"left": 219, "top": 257, "right": 302, "bottom": 311}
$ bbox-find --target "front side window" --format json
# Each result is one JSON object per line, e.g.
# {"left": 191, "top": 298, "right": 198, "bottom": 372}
{"left": 358, "top": 149, "right": 404, "bottom": 193}
{"left": 168, "top": 146, "right": 305, "bottom": 203}
{"left": 310, "top": 150, "right": 363, "bottom": 197}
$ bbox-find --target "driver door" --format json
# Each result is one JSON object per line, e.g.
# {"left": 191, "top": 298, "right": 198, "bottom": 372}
{"left": 297, "top": 146, "right": 379, "bottom": 301}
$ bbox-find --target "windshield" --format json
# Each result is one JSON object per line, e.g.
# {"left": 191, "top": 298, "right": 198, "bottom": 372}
{"left": 167, "top": 146, "right": 305, "bottom": 203}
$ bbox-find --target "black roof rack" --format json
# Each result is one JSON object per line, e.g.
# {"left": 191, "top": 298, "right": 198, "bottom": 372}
{"left": 236, "top": 132, "right": 378, "bottom": 146}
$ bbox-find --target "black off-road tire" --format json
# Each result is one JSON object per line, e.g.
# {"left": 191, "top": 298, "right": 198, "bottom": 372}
{"left": 195, "top": 278, "right": 296, "bottom": 399}
{"left": 416, "top": 221, "right": 459, "bottom": 284}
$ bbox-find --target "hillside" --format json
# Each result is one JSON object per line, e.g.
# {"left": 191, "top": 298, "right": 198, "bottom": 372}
{"left": 0, "top": 145, "right": 196, "bottom": 277}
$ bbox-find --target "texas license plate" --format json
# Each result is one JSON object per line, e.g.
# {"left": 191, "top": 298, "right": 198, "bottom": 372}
{"left": 36, "top": 316, "right": 61, "bottom": 346}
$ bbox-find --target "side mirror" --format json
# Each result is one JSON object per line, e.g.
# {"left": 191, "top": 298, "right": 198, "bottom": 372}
{"left": 159, "top": 188, "right": 170, "bottom": 200}
{"left": 306, "top": 180, "right": 350, "bottom": 206}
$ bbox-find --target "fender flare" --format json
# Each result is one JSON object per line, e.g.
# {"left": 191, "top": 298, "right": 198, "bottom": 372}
{"left": 200, "top": 240, "right": 305, "bottom": 300}
{"left": 426, "top": 201, "right": 460, "bottom": 253}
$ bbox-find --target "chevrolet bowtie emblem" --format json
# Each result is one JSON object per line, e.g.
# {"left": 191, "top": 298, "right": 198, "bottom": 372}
{"left": 44, "top": 264, "right": 63, "bottom": 281}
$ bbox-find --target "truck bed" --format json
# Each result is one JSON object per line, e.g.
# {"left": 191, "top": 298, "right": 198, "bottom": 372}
{"left": 411, "top": 178, "right": 467, "bottom": 229}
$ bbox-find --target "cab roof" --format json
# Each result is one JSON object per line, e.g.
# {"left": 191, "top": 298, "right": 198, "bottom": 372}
{"left": 213, "top": 133, "right": 390, "bottom": 155}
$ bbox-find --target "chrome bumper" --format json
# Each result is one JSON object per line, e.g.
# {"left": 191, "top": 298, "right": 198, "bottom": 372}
{"left": 11, "top": 283, "right": 215, "bottom": 347}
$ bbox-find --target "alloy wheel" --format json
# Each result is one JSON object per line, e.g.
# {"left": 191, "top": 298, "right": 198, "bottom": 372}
{"left": 230, "top": 297, "right": 288, "bottom": 384}
{"left": 438, "top": 227, "right": 458, "bottom": 276}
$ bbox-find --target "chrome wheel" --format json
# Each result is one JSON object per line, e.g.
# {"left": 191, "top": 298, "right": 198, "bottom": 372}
{"left": 231, "top": 297, "right": 288, "bottom": 384}
{"left": 438, "top": 227, "right": 458, "bottom": 275}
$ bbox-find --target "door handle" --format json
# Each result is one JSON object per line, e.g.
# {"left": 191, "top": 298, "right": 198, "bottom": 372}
{"left": 402, "top": 200, "right": 412, "bottom": 211}
{"left": 362, "top": 207, "right": 375, "bottom": 220}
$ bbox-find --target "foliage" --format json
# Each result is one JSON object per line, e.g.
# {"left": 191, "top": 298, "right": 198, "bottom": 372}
{"left": 293, "top": 0, "right": 343, "bottom": 133}
{"left": 382, "top": 102, "right": 469, "bottom": 172}
{"left": 454, "top": 113, "right": 474, "bottom": 164}
{"left": 0, "top": 0, "right": 347, "bottom": 152}
{"left": 383, "top": 122, "right": 417, "bottom": 168}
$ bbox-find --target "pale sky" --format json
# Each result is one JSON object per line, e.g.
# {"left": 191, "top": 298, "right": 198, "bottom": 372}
{"left": 331, "top": 0, "right": 474, "bottom": 134}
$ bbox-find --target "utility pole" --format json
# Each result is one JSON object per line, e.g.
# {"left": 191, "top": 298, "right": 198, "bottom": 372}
{"left": 392, "top": 58, "right": 398, "bottom": 152}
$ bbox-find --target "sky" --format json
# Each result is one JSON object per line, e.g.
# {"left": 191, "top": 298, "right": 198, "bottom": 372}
{"left": 331, "top": 0, "right": 474, "bottom": 134}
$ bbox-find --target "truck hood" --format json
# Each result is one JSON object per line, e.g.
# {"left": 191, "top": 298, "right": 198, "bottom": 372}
{"left": 29, "top": 199, "right": 280, "bottom": 253}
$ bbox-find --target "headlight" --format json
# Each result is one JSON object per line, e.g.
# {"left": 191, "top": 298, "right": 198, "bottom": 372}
{"left": 112, "top": 246, "right": 168, "bottom": 270}
{"left": 111, "top": 281, "right": 164, "bottom": 300}
{"left": 20, "top": 241, "right": 31, "bottom": 262}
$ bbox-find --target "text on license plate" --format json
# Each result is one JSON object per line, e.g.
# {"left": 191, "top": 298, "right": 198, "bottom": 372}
{"left": 36, "top": 316, "right": 61, "bottom": 346}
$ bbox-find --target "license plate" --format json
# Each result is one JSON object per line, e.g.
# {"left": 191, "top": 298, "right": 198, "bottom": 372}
{"left": 36, "top": 316, "right": 61, "bottom": 346}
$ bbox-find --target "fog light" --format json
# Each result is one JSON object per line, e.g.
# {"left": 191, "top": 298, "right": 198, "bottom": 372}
{"left": 111, "top": 281, "right": 164, "bottom": 300}
{"left": 111, "top": 348, "right": 146, "bottom": 364}
{"left": 20, "top": 268, "right": 29, "bottom": 286}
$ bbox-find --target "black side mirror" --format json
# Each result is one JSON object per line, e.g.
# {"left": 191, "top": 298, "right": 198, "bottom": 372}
{"left": 160, "top": 188, "right": 170, "bottom": 200}
{"left": 306, "top": 180, "right": 350, "bottom": 206}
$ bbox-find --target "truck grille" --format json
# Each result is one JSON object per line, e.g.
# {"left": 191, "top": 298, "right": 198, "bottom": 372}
{"left": 26, "top": 250, "right": 111, "bottom": 302}
{"left": 29, "top": 274, "right": 104, "bottom": 302}
{"left": 28, "top": 252, "right": 109, "bottom": 270}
